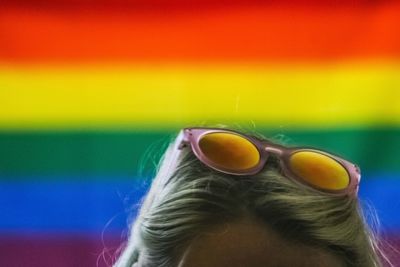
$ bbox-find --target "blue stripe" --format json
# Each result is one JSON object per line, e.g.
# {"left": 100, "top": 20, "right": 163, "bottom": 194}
{"left": 0, "top": 174, "right": 399, "bottom": 233}
{"left": 0, "top": 176, "right": 150, "bottom": 234}
{"left": 359, "top": 174, "right": 400, "bottom": 232}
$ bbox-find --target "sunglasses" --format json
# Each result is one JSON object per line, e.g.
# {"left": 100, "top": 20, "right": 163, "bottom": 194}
{"left": 177, "top": 127, "right": 361, "bottom": 197}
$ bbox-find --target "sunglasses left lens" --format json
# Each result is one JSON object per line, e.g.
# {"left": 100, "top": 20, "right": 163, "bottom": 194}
{"left": 198, "top": 132, "right": 260, "bottom": 171}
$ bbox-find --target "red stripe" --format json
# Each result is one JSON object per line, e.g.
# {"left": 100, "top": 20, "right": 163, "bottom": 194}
{"left": 1, "top": 4, "right": 400, "bottom": 63}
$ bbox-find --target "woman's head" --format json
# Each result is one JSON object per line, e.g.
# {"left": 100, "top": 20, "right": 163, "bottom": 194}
{"left": 114, "top": 125, "right": 389, "bottom": 267}
{"left": 176, "top": 214, "right": 346, "bottom": 267}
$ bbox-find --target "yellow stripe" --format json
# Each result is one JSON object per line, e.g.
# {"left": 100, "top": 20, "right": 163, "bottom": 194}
{"left": 1, "top": 63, "right": 399, "bottom": 130}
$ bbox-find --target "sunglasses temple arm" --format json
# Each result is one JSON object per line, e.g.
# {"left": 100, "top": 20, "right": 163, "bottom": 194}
{"left": 354, "top": 174, "right": 361, "bottom": 196}
{"left": 177, "top": 130, "right": 190, "bottom": 150}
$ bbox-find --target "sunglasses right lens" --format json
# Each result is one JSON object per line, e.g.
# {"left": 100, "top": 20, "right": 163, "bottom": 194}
{"left": 198, "top": 132, "right": 260, "bottom": 171}
{"left": 289, "top": 151, "right": 350, "bottom": 190}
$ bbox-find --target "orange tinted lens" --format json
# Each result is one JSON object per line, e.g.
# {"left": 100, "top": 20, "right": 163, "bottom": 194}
{"left": 289, "top": 151, "right": 350, "bottom": 190}
{"left": 198, "top": 132, "right": 260, "bottom": 171}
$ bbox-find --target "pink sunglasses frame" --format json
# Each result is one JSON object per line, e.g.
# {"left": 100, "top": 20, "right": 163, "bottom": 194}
{"left": 177, "top": 127, "right": 361, "bottom": 197}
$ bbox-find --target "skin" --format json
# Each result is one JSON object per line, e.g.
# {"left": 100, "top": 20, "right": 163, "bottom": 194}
{"left": 177, "top": 216, "right": 344, "bottom": 267}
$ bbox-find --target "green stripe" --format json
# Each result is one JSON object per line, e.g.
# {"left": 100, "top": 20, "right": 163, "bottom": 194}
{"left": 0, "top": 127, "right": 399, "bottom": 178}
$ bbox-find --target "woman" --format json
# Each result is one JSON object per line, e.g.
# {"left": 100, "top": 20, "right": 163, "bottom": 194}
{"left": 114, "top": 125, "right": 392, "bottom": 267}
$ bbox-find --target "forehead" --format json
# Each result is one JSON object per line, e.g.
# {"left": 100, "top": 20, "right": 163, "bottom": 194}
{"left": 177, "top": 218, "right": 342, "bottom": 267}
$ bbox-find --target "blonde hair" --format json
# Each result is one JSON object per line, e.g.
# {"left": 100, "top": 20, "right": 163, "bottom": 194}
{"left": 114, "top": 125, "right": 393, "bottom": 267}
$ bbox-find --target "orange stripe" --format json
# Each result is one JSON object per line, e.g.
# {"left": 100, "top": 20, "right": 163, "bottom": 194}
{"left": 1, "top": 0, "right": 389, "bottom": 8}
{"left": 1, "top": 5, "right": 400, "bottom": 63}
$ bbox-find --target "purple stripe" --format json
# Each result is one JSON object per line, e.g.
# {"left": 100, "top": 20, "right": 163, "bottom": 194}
{"left": 0, "top": 234, "right": 399, "bottom": 266}
{"left": 0, "top": 234, "right": 125, "bottom": 267}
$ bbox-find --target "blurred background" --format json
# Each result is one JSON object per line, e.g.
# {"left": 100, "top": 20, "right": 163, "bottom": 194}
{"left": 1, "top": 0, "right": 400, "bottom": 266}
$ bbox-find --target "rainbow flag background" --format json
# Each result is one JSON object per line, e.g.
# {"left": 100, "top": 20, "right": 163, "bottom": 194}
{"left": 1, "top": 1, "right": 400, "bottom": 266}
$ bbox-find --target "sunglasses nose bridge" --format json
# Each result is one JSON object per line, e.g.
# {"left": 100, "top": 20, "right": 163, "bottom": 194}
{"left": 264, "top": 146, "right": 284, "bottom": 156}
